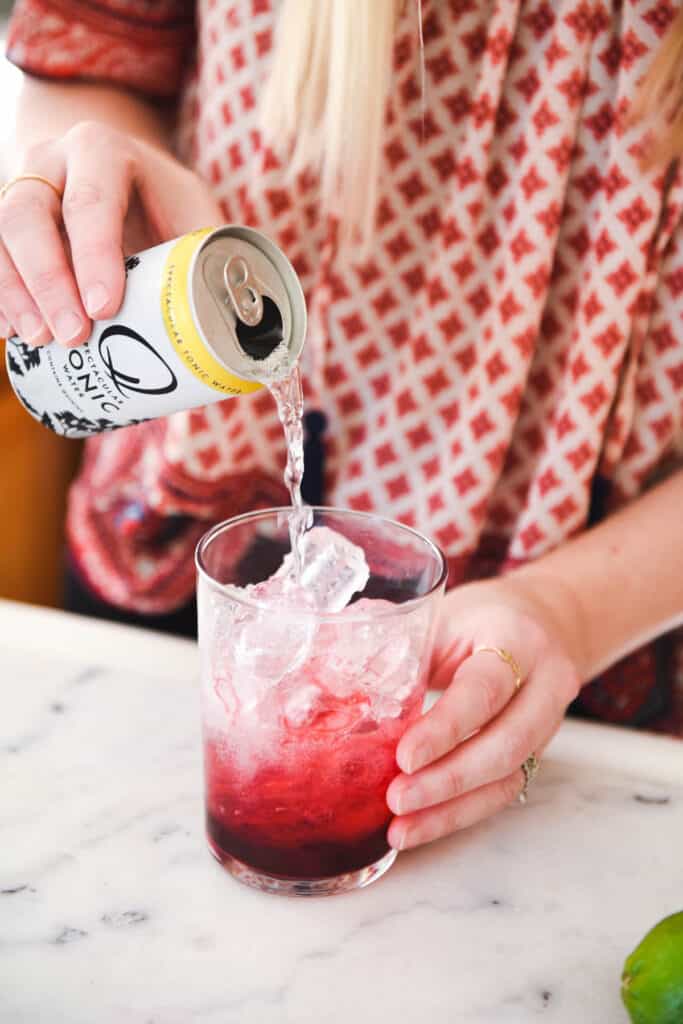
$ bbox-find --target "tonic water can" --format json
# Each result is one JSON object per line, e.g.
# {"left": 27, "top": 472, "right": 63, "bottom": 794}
{"left": 3, "top": 225, "right": 306, "bottom": 438}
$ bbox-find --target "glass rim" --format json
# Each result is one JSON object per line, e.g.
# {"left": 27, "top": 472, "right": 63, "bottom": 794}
{"left": 195, "top": 505, "right": 447, "bottom": 623}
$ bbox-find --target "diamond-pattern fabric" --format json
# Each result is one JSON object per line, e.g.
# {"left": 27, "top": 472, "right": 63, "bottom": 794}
{"left": 6, "top": 0, "right": 683, "bottom": 731}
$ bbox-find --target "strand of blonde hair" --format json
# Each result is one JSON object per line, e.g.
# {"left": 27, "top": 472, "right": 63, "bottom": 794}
{"left": 261, "top": 0, "right": 402, "bottom": 247}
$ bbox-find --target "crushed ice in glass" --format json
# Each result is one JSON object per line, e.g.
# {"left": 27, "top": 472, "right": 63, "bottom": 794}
{"left": 211, "top": 525, "right": 424, "bottom": 727}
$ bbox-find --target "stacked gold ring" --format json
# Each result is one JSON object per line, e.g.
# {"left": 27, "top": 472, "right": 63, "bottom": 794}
{"left": 518, "top": 753, "right": 540, "bottom": 804}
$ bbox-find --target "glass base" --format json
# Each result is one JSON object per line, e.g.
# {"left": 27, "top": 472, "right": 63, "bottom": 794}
{"left": 207, "top": 838, "right": 398, "bottom": 896}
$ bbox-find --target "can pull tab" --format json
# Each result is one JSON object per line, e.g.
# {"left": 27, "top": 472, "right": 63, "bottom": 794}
{"left": 224, "top": 256, "right": 264, "bottom": 327}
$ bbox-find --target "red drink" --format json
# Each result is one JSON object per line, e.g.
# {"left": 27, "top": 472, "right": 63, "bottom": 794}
{"left": 204, "top": 676, "right": 425, "bottom": 879}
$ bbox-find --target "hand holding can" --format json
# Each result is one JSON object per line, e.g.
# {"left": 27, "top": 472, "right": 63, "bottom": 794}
{"left": 5, "top": 227, "right": 307, "bottom": 437}
{"left": 0, "top": 122, "right": 224, "bottom": 348}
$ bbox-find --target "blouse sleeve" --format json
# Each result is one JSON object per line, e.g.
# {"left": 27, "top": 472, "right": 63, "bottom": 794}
{"left": 5, "top": 0, "right": 195, "bottom": 98}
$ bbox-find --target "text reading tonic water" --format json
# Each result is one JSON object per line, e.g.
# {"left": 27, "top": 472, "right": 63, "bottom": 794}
{"left": 3, "top": 226, "right": 307, "bottom": 438}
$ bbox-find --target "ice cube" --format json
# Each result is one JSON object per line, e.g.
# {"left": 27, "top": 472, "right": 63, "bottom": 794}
{"left": 311, "top": 598, "right": 425, "bottom": 716}
{"left": 281, "top": 680, "right": 370, "bottom": 733}
{"left": 275, "top": 525, "right": 370, "bottom": 612}
{"left": 282, "top": 683, "right": 326, "bottom": 728}
{"left": 213, "top": 670, "right": 239, "bottom": 720}
{"left": 215, "top": 594, "right": 315, "bottom": 705}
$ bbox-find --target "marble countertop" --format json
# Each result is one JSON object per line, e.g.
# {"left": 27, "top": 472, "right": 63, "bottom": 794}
{"left": 2, "top": 598, "right": 682, "bottom": 1024}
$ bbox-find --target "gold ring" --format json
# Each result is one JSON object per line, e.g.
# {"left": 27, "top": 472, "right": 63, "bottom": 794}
{"left": 518, "top": 753, "right": 539, "bottom": 804}
{"left": 0, "top": 175, "right": 63, "bottom": 202}
{"left": 474, "top": 645, "right": 524, "bottom": 693}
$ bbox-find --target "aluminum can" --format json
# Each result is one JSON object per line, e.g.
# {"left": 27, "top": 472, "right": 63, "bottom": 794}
{"left": 3, "top": 225, "right": 306, "bottom": 437}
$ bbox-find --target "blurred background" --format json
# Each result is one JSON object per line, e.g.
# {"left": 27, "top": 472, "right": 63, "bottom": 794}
{"left": 0, "top": 14, "right": 82, "bottom": 609}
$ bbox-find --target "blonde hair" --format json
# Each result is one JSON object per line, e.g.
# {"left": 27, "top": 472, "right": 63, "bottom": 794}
{"left": 632, "top": 5, "right": 683, "bottom": 167}
{"left": 261, "top": 0, "right": 404, "bottom": 245}
{"left": 262, "top": 2, "right": 683, "bottom": 245}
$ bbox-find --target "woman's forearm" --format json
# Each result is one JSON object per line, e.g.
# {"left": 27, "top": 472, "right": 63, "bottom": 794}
{"left": 512, "top": 470, "right": 683, "bottom": 681}
{"left": 12, "top": 77, "right": 173, "bottom": 168}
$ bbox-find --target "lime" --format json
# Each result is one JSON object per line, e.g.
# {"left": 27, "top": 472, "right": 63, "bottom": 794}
{"left": 622, "top": 912, "right": 683, "bottom": 1024}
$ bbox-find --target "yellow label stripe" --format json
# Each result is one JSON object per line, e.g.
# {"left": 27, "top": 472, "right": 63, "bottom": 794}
{"left": 161, "top": 229, "right": 261, "bottom": 396}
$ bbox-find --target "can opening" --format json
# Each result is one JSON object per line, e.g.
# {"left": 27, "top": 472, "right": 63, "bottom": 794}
{"left": 234, "top": 294, "right": 284, "bottom": 361}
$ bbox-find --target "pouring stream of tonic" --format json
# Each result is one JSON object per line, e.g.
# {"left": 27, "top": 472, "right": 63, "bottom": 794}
{"left": 269, "top": 366, "right": 308, "bottom": 574}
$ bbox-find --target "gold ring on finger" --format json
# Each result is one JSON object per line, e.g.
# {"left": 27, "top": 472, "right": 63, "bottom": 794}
{"left": 0, "top": 175, "right": 63, "bottom": 202}
{"left": 473, "top": 645, "right": 524, "bottom": 694}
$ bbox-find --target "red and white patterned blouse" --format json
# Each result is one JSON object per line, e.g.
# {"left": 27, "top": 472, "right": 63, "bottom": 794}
{"left": 6, "top": 0, "right": 683, "bottom": 732}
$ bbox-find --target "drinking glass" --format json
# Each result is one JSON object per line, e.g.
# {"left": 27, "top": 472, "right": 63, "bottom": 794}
{"left": 196, "top": 507, "right": 446, "bottom": 896}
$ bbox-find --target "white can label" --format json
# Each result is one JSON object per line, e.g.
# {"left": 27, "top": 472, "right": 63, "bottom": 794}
{"left": 3, "top": 229, "right": 262, "bottom": 438}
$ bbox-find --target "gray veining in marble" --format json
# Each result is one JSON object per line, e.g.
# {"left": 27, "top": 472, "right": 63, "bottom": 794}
{"left": 1, "top": 600, "right": 682, "bottom": 1023}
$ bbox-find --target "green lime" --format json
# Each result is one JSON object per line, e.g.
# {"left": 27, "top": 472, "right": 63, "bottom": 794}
{"left": 622, "top": 912, "right": 683, "bottom": 1024}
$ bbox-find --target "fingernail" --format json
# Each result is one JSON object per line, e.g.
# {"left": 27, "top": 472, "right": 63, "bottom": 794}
{"left": 19, "top": 312, "right": 44, "bottom": 344}
{"left": 387, "top": 787, "right": 403, "bottom": 816}
{"left": 85, "top": 283, "right": 109, "bottom": 318}
{"left": 396, "top": 787, "right": 422, "bottom": 815}
{"left": 399, "top": 744, "right": 427, "bottom": 775}
{"left": 395, "top": 831, "right": 408, "bottom": 852}
{"left": 54, "top": 310, "right": 83, "bottom": 344}
{"left": 388, "top": 827, "right": 406, "bottom": 851}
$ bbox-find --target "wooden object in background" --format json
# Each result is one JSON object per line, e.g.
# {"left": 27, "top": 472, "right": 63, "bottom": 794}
{"left": 0, "top": 341, "right": 82, "bottom": 606}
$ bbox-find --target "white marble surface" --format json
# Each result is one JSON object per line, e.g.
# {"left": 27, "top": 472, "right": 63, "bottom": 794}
{"left": 1, "top": 598, "right": 682, "bottom": 1024}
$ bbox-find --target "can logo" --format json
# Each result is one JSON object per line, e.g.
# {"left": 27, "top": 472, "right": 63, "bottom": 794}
{"left": 97, "top": 326, "right": 179, "bottom": 397}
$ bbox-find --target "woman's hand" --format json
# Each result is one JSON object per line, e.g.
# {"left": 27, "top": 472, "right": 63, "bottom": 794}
{"left": 0, "top": 122, "right": 224, "bottom": 347}
{"left": 386, "top": 573, "right": 584, "bottom": 850}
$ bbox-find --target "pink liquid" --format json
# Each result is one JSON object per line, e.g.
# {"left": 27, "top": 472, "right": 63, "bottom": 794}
{"left": 205, "top": 677, "right": 425, "bottom": 879}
